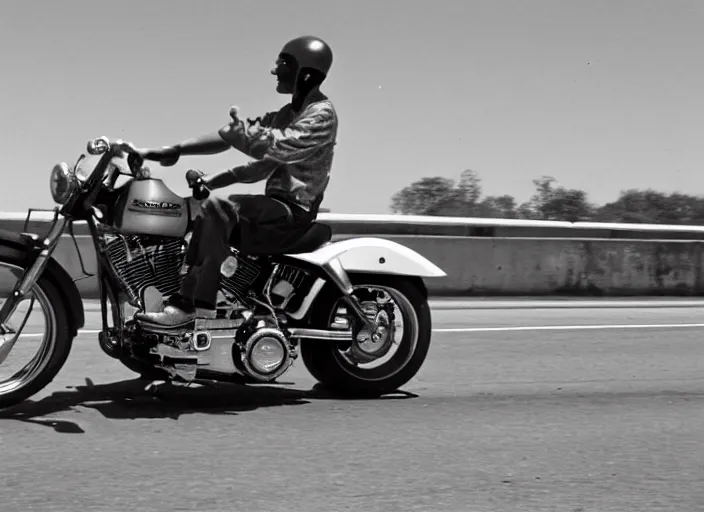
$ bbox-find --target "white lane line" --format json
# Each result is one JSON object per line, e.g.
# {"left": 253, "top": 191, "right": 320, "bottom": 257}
{"left": 15, "top": 329, "right": 100, "bottom": 338}
{"left": 435, "top": 323, "right": 704, "bottom": 333}
{"left": 11, "top": 323, "right": 704, "bottom": 338}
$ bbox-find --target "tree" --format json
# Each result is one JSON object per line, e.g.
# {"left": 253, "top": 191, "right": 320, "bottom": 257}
{"left": 389, "top": 170, "right": 518, "bottom": 218}
{"left": 479, "top": 195, "right": 519, "bottom": 219}
{"left": 457, "top": 169, "right": 482, "bottom": 205}
{"left": 390, "top": 177, "right": 456, "bottom": 215}
{"left": 524, "top": 176, "right": 594, "bottom": 222}
{"left": 389, "top": 167, "right": 704, "bottom": 225}
{"left": 516, "top": 202, "right": 538, "bottom": 220}
{"left": 425, "top": 169, "right": 485, "bottom": 217}
{"left": 594, "top": 190, "right": 704, "bottom": 225}
{"left": 389, "top": 170, "right": 593, "bottom": 222}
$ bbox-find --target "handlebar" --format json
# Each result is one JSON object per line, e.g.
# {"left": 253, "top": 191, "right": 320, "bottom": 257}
{"left": 86, "top": 137, "right": 170, "bottom": 172}
{"left": 86, "top": 136, "right": 145, "bottom": 175}
{"left": 86, "top": 136, "right": 112, "bottom": 156}
{"left": 84, "top": 136, "right": 210, "bottom": 200}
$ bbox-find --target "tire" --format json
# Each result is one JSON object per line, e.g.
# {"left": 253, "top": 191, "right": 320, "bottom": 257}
{"left": 0, "top": 258, "right": 74, "bottom": 409}
{"left": 300, "top": 273, "right": 432, "bottom": 398}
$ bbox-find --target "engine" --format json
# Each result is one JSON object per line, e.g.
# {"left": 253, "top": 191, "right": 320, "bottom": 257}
{"left": 103, "top": 234, "right": 263, "bottom": 309}
{"left": 104, "top": 235, "right": 185, "bottom": 306}
{"left": 131, "top": 310, "right": 297, "bottom": 384}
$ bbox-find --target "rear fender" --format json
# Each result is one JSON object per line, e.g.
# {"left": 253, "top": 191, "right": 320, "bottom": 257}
{"left": 285, "top": 237, "right": 446, "bottom": 278}
{"left": 0, "top": 228, "right": 85, "bottom": 336}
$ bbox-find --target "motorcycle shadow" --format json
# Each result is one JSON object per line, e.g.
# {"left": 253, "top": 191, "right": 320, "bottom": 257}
{"left": 0, "top": 377, "right": 418, "bottom": 434}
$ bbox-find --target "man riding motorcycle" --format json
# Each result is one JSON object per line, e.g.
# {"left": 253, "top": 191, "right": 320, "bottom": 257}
{"left": 122, "top": 35, "right": 338, "bottom": 327}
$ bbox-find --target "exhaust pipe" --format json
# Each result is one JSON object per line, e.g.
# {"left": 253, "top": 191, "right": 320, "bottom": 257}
{"left": 287, "top": 328, "right": 353, "bottom": 341}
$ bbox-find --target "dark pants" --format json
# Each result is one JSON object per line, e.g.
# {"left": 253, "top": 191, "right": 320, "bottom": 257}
{"left": 169, "top": 194, "right": 313, "bottom": 312}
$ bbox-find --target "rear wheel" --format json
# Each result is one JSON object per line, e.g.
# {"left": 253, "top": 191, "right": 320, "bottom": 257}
{"left": 0, "top": 257, "right": 74, "bottom": 409}
{"left": 300, "top": 274, "right": 432, "bottom": 398}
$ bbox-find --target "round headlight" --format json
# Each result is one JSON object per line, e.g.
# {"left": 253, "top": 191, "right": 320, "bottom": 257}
{"left": 49, "top": 162, "right": 76, "bottom": 204}
{"left": 249, "top": 336, "right": 286, "bottom": 374}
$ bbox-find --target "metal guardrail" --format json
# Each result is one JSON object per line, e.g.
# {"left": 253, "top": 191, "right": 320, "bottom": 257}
{"left": 2, "top": 211, "right": 704, "bottom": 297}
{"left": 311, "top": 213, "right": 704, "bottom": 233}
{"left": 1, "top": 210, "right": 704, "bottom": 233}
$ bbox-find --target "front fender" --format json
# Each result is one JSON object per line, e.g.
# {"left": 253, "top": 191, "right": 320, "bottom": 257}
{"left": 286, "top": 237, "right": 447, "bottom": 278}
{"left": 0, "top": 228, "right": 85, "bottom": 336}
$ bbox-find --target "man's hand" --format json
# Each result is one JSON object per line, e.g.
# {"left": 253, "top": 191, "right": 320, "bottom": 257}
{"left": 118, "top": 142, "right": 181, "bottom": 167}
{"left": 229, "top": 105, "right": 241, "bottom": 125}
{"left": 185, "top": 169, "right": 211, "bottom": 200}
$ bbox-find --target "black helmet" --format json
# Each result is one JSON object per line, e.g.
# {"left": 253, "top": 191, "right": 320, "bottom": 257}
{"left": 280, "top": 35, "right": 333, "bottom": 78}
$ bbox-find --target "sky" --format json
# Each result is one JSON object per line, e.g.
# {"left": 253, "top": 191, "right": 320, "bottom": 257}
{"left": 1, "top": 0, "right": 703, "bottom": 214}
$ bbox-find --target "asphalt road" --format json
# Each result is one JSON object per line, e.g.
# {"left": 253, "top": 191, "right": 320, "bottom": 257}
{"left": 2, "top": 301, "right": 704, "bottom": 511}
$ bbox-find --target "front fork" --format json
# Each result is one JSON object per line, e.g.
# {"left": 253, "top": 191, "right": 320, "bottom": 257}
{"left": 0, "top": 210, "right": 69, "bottom": 364}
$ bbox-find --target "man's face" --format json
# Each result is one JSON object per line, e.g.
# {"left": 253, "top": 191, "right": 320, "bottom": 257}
{"left": 271, "top": 54, "right": 297, "bottom": 94}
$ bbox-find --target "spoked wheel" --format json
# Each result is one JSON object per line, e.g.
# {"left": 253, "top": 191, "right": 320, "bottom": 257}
{"left": 300, "top": 274, "right": 432, "bottom": 398}
{"left": 0, "top": 259, "right": 73, "bottom": 409}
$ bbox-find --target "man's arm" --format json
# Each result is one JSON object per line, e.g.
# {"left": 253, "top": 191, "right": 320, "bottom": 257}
{"left": 159, "top": 109, "right": 279, "bottom": 158}
{"left": 203, "top": 103, "right": 336, "bottom": 190}
{"left": 128, "top": 108, "right": 280, "bottom": 164}
{"left": 136, "top": 132, "right": 230, "bottom": 165}
{"left": 219, "top": 102, "right": 336, "bottom": 165}
{"left": 175, "top": 132, "right": 231, "bottom": 156}
{"left": 205, "top": 160, "right": 279, "bottom": 190}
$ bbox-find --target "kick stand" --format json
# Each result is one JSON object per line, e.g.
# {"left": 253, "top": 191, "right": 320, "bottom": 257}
{"left": 144, "top": 377, "right": 217, "bottom": 396}
{"left": 144, "top": 380, "right": 167, "bottom": 393}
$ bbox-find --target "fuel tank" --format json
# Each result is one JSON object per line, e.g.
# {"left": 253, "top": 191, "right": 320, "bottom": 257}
{"left": 112, "top": 179, "right": 190, "bottom": 237}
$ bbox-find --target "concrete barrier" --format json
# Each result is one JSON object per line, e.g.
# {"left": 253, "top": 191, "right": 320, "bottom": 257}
{"left": 377, "top": 236, "right": 702, "bottom": 296}
{"left": 2, "top": 212, "right": 704, "bottom": 297}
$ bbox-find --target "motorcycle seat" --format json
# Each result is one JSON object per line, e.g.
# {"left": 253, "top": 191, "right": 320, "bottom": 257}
{"left": 231, "top": 222, "right": 333, "bottom": 256}
{"left": 277, "top": 222, "right": 333, "bottom": 255}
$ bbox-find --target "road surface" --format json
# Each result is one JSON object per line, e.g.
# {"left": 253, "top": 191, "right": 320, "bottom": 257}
{"left": 1, "top": 300, "right": 704, "bottom": 511}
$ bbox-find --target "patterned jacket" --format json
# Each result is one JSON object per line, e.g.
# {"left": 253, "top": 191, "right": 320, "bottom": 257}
{"left": 219, "top": 98, "right": 338, "bottom": 212}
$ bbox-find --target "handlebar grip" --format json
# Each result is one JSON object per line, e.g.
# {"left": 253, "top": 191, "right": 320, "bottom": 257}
{"left": 185, "top": 169, "right": 202, "bottom": 185}
{"left": 185, "top": 169, "right": 210, "bottom": 200}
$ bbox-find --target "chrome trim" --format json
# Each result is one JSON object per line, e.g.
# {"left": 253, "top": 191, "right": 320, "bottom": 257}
{"left": 323, "top": 258, "right": 376, "bottom": 331}
{"left": 321, "top": 258, "right": 376, "bottom": 331}
{"left": 287, "top": 277, "right": 326, "bottom": 320}
{"left": 0, "top": 212, "right": 68, "bottom": 326}
{"left": 287, "top": 327, "right": 353, "bottom": 341}
{"left": 323, "top": 258, "right": 353, "bottom": 295}
{"left": 0, "top": 297, "right": 35, "bottom": 366}
{"left": 18, "top": 214, "right": 68, "bottom": 297}
{"left": 263, "top": 263, "right": 280, "bottom": 304}
{"left": 194, "top": 317, "right": 243, "bottom": 331}
{"left": 190, "top": 330, "right": 212, "bottom": 352}
{"left": 239, "top": 327, "right": 292, "bottom": 382}
{"left": 0, "top": 276, "right": 59, "bottom": 392}
{"left": 194, "top": 336, "right": 239, "bottom": 375}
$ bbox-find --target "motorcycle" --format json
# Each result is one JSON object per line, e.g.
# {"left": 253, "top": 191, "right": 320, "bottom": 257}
{"left": 0, "top": 136, "right": 446, "bottom": 408}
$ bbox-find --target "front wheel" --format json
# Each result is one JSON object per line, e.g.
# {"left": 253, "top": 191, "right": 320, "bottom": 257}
{"left": 300, "top": 274, "right": 432, "bottom": 398}
{"left": 0, "top": 257, "right": 74, "bottom": 409}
